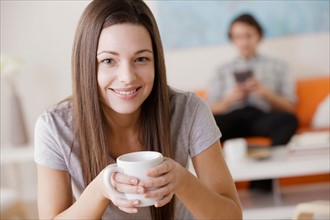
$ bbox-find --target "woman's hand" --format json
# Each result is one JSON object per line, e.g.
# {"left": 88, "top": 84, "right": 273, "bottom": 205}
{"left": 100, "top": 167, "right": 145, "bottom": 213}
{"left": 138, "top": 157, "right": 186, "bottom": 207}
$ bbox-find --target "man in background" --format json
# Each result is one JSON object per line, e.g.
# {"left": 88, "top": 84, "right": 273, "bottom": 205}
{"left": 208, "top": 13, "right": 298, "bottom": 192}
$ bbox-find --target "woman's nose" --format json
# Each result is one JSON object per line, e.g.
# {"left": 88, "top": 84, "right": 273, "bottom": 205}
{"left": 117, "top": 62, "right": 136, "bottom": 84}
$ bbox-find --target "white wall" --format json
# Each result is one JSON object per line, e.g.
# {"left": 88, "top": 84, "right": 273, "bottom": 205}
{"left": 1, "top": 1, "right": 90, "bottom": 146}
{"left": 165, "top": 32, "right": 330, "bottom": 91}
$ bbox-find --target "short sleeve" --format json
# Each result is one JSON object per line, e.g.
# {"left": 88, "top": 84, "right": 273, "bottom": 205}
{"left": 34, "top": 112, "right": 68, "bottom": 171}
{"left": 188, "top": 96, "right": 221, "bottom": 158}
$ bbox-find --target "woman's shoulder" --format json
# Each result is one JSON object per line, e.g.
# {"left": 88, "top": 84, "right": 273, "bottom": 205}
{"left": 34, "top": 98, "right": 75, "bottom": 172}
{"left": 169, "top": 87, "right": 201, "bottom": 107}
{"left": 169, "top": 87, "right": 210, "bottom": 119}
{"left": 37, "top": 98, "right": 73, "bottom": 126}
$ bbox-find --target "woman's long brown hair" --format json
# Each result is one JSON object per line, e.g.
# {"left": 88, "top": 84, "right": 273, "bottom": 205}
{"left": 71, "top": 0, "right": 174, "bottom": 219}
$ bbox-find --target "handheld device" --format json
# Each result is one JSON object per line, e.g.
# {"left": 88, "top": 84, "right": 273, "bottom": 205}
{"left": 233, "top": 69, "right": 253, "bottom": 83}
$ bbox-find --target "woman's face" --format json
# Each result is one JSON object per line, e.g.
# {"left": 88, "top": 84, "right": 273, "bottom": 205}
{"left": 96, "top": 23, "right": 155, "bottom": 115}
{"left": 230, "top": 22, "right": 261, "bottom": 58}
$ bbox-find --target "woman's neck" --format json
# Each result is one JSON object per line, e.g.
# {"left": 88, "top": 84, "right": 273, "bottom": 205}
{"left": 102, "top": 105, "right": 143, "bottom": 158}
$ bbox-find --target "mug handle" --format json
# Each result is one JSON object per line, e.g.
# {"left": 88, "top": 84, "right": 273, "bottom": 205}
{"left": 103, "top": 164, "right": 126, "bottom": 199}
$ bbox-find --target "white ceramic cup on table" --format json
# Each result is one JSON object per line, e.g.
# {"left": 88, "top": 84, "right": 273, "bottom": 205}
{"left": 103, "top": 151, "right": 163, "bottom": 207}
{"left": 223, "top": 138, "right": 247, "bottom": 161}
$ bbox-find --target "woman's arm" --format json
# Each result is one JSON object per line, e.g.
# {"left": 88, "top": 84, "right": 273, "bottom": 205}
{"left": 37, "top": 164, "right": 146, "bottom": 219}
{"left": 37, "top": 165, "right": 110, "bottom": 219}
{"left": 177, "top": 141, "right": 242, "bottom": 219}
{"left": 141, "top": 141, "right": 242, "bottom": 219}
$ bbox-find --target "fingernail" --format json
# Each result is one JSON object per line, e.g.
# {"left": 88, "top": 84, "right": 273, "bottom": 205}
{"left": 137, "top": 188, "right": 144, "bottom": 193}
{"left": 133, "top": 200, "right": 140, "bottom": 205}
{"left": 139, "top": 181, "right": 144, "bottom": 187}
{"left": 130, "top": 178, "right": 137, "bottom": 185}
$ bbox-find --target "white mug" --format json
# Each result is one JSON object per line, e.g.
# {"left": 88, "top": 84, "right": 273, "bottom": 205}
{"left": 103, "top": 151, "right": 163, "bottom": 207}
{"left": 223, "top": 138, "right": 247, "bottom": 161}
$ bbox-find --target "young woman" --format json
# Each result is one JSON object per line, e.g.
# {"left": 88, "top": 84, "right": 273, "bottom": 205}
{"left": 208, "top": 13, "right": 298, "bottom": 192}
{"left": 35, "top": 1, "right": 242, "bottom": 219}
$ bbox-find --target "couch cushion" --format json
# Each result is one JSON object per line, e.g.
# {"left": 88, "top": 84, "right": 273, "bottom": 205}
{"left": 295, "top": 76, "right": 330, "bottom": 129}
{"left": 312, "top": 94, "right": 330, "bottom": 129}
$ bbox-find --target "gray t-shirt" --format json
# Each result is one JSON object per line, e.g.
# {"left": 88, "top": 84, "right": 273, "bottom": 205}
{"left": 34, "top": 88, "right": 221, "bottom": 219}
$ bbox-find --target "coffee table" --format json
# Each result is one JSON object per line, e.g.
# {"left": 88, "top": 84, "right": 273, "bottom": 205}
{"left": 227, "top": 145, "right": 329, "bottom": 182}
{"left": 187, "top": 144, "right": 329, "bottom": 208}
{"left": 226, "top": 145, "right": 330, "bottom": 205}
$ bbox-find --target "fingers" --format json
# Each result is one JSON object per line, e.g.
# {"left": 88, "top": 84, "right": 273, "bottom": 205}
{"left": 115, "top": 182, "right": 145, "bottom": 194}
{"left": 139, "top": 159, "right": 173, "bottom": 188}
{"left": 140, "top": 158, "right": 182, "bottom": 189}
{"left": 111, "top": 197, "right": 140, "bottom": 214}
{"left": 144, "top": 182, "right": 173, "bottom": 199}
{"left": 110, "top": 158, "right": 177, "bottom": 211}
{"left": 154, "top": 192, "right": 174, "bottom": 208}
{"left": 109, "top": 173, "right": 143, "bottom": 214}
{"left": 145, "top": 158, "right": 172, "bottom": 177}
{"left": 112, "top": 173, "right": 144, "bottom": 194}
{"left": 140, "top": 174, "right": 171, "bottom": 188}
{"left": 113, "top": 172, "right": 139, "bottom": 185}
{"left": 138, "top": 158, "right": 177, "bottom": 203}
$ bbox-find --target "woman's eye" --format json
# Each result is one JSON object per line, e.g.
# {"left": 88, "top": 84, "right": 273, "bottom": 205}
{"left": 102, "top": 59, "right": 114, "bottom": 64}
{"left": 135, "top": 57, "right": 148, "bottom": 63}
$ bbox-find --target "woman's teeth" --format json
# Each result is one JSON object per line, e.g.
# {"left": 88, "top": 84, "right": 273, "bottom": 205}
{"left": 113, "top": 89, "right": 137, "bottom": 95}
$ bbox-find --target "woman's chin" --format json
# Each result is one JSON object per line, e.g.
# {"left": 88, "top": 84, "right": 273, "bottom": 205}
{"left": 110, "top": 105, "right": 141, "bottom": 115}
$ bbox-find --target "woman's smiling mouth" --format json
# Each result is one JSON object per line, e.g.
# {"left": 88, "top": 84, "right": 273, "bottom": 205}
{"left": 109, "top": 87, "right": 141, "bottom": 97}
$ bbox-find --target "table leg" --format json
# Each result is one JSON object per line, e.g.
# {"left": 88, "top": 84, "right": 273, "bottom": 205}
{"left": 272, "top": 179, "right": 282, "bottom": 205}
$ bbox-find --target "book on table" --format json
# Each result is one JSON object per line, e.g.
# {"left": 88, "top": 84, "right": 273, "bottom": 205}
{"left": 287, "top": 131, "right": 330, "bottom": 155}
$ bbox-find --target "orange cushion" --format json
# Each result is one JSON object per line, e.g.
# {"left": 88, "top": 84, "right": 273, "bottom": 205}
{"left": 295, "top": 76, "right": 330, "bottom": 129}
{"left": 195, "top": 89, "right": 207, "bottom": 99}
{"left": 194, "top": 75, "right": 330, "bottom": 131}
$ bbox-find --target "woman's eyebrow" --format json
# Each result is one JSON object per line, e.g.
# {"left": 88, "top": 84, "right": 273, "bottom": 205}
{"left": 135, "top": 49, "right": 153, "bottom": 55}
{"left": 97, "top": 51, "right": 119, "bottom": 56}
{"left": 97, "top": 49, "right": 153, "bottom": 56}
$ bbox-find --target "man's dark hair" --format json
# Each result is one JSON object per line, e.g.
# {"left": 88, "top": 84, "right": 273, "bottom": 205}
{"left": 228, "top": 13, "right": 264, "bottom": 40}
